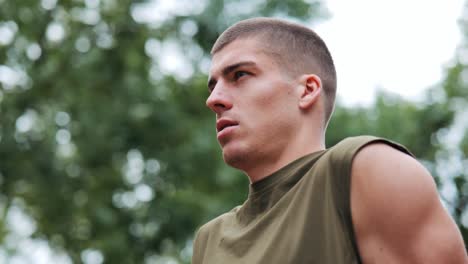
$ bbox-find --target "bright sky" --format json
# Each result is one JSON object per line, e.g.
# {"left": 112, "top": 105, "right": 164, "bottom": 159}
{"left": 315, "top": 0, "right": 465, "bottom": 106}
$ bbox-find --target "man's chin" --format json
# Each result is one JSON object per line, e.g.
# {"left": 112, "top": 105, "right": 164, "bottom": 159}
{"left": 222, "top": 149, "right": 249, "bottom": 170}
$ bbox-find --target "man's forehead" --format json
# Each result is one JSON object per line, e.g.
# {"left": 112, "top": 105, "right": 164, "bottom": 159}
{"left": 209, "top": 39, "right": 272, "bottom": 75}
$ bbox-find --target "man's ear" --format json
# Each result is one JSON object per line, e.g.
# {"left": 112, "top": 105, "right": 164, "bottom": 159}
{"left": 298, "top": 74, "right": 322, "bottom": 110}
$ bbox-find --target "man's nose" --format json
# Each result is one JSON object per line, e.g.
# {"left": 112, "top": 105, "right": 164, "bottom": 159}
{"left": 206, "top": 86, "right": 233, "bottom": 114}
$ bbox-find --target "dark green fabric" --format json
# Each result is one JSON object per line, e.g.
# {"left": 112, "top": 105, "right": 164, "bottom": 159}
{"left": 192, "top": 136, "right": 411, "bottom": 264}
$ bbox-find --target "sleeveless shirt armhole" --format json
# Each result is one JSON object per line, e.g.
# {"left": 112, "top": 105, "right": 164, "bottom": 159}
{"left": 330, "top": 136, "right": 414, "bottom": 183}
{"left": 334, "top": 136, "right": 415, "bottom": 216}
{"left": 329, "top": 135, "right": 414, "bottom": 210}
{"left": 327, "top": 135, "right": 414, "bottom": 263}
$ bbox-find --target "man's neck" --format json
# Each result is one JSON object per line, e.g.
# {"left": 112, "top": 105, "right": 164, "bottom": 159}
{"left": 245, "top": 141, "right": 325, "bottom": 183}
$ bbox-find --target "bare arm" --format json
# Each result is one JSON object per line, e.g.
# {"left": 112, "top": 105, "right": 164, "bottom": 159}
{"left": 351, "top": 143, "right": 467, "bottom": 263}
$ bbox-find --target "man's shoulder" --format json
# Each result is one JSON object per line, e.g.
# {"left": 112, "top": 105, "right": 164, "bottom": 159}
{"left": 330, "top": 135, "right": 408, "bottom": 152}
{"left": 195, "top": 206, "right": 241, "bottom": 238}
{"left": 193, "top": 206, "right": 241, "bottom": 263}
{"left": 333, "top": 135, "right": 380, "bottom": 146}
{"left": 327, "top": 135, "right": 412, "bottom": 162}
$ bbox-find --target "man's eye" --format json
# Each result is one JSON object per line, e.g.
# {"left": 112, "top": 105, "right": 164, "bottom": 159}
{"left": 234, "top": 71, "right": 248, "bottom": 80}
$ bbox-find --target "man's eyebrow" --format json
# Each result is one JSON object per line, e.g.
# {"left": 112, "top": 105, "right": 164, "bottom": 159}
{"left": 222, "top": 61, "right": 256, "bottom": 76}
{"left": 207, "top": 61, "right": 256, "bottom": 92}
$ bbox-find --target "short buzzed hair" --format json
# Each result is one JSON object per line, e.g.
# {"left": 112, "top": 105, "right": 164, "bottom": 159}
{"left": 211, "top": 17, "right": 337, "bottom": 128}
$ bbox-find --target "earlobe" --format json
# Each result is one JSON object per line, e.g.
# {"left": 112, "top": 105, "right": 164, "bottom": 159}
{"left": 298, "top": 74, "right": 321, "bottom": 110}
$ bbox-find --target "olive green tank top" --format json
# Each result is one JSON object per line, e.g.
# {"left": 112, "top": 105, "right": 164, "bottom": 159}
{"left": 192, "top": 136, "right": 411, "bottom": 264}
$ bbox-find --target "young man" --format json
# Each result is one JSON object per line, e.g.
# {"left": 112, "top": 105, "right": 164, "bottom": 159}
{"left": 193, "top": 17, "right": 467, "bottom": 263}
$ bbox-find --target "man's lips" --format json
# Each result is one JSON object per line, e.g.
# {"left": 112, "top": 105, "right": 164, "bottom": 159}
{"left": 216, "top": 119, "right": 238, "bottom": 133}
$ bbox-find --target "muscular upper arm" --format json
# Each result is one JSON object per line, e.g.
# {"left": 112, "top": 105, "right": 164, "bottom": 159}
{"left": 351, "top": 143, "right": 467, "bottom": 264}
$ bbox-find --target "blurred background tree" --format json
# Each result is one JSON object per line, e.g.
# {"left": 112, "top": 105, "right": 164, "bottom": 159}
{"left": 0, "top": 0, "right": 466, "bottom": 263}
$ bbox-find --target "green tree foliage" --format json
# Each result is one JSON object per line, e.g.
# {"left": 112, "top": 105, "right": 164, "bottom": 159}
{"left": 0, "top": 0, "right": 466, "bottom": 262}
